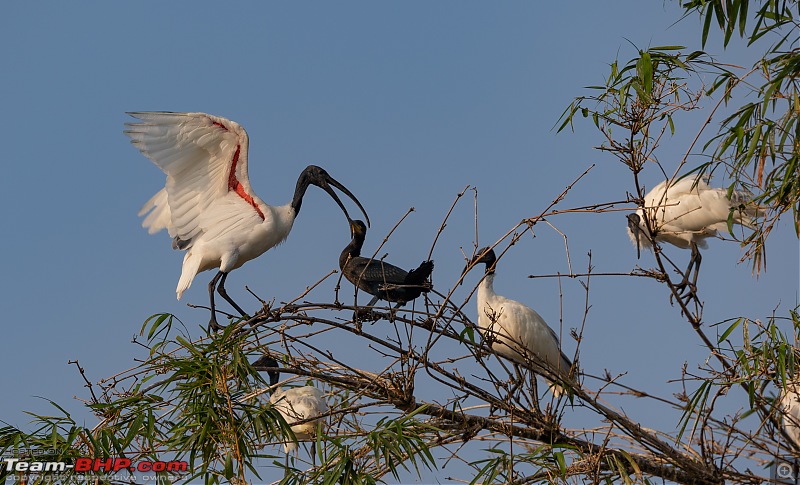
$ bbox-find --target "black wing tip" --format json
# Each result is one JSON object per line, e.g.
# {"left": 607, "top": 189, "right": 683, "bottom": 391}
{"left": 418, "top": 260, "right": 434, "bottom": 274}
{"left": 406, "top": 260, "right": 434, "bottom": 283}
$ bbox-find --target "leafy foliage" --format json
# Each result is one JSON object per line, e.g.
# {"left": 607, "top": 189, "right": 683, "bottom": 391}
{"left": 1, "top": 3, "right": 798, "bottom": 484}
{"left": 685, "top": 0, "right": 800, "bottom": 267}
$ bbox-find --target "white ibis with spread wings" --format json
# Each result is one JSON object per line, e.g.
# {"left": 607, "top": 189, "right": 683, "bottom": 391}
{"left": 125, "top": 112, "right": 370, "bottom": 329}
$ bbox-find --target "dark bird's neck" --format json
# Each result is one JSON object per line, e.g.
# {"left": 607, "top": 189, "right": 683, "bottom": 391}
{"left": 482, "top": 254, "right": 497, "bottom": 275}
{"left": 291, "top": 169, "right": 313, "bottom": 216}
{"left": 339, "top": 233, "right": 365, "bottom": 269}
{"left": 252, "top": 356, "right": 280, "bottom": 387}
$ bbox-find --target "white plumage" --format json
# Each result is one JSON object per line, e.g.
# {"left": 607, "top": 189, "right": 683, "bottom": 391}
{"left": 125, "top": 112, "right": 369, "bottom": 328}
{"left": 626, "top": 176, "right": 759, "bottom": 298}
{"left": 270, "top": 386, "right": 328, "bottom": 453}
{"left": 627, "top": 176, "right": 759, "bottom": 253}
{"left": 253, "top": 356, "right": 328, "bottom": 454}
{"left": 462, "top": 247, "right": 574, "bottom": 397}
{"left": 780, "top": 380, "right": 800, "bottom": 448}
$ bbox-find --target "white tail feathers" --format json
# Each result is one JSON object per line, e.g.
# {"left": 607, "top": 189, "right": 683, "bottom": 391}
{"left": 282, "top": 440, "right": 298, "bottom": 454}
{"left": 545, "top": 352, "right": 577, "bottom": 399}
{"left": 545, "top": 369, "right": 575, "bottom": 398}
{"left": 176, "top": 251, "right": 202, "bottom": 300}
{"left": 549, "top": 382, "right": 566, "bottom": 398}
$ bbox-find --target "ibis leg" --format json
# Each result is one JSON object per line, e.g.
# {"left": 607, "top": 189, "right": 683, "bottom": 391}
{"left": 676, "top": 243, "right": 702, "bottom": 301}
{"left": 509, "top": 364, "right": 524, "bottom": 402}
{"left": 208, "top": 271, "right": 225, "bottom": 332}
{"left": 530, "top": 372, "right": 541, "bottom": 412}
{"left": 689, "top": 245, "right": 702, "bottom": 288}
{"left": 217, "top": 272, "right": 247, "bottom": 317}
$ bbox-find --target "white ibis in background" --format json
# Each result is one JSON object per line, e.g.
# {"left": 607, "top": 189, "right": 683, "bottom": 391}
{"left": 125, "top": 112, "right": 370, "bottom": 330}
{"left": 627, "top": 176, "right": 760, "bottom": 299}
{"left": 778, "top": 379, "right": 800, "bottom": 481}
{"left": 252, "top": 356, "right": 328, "bottom": 461}
{"left": 339, "top": 219, "right": 434, "bottom": 309}
{"left": 781, "top": 380, "right": 800, "bottom": 448}
{"left": 461, "top": 247, "right": 575, "bottom": 397}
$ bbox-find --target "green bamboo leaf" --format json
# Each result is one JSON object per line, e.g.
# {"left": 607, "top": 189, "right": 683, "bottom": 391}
{"left": 637, "top": 51, "right": 654, "bottom": 95}
{"left": 712, "top": 1, "right": 726, "bottom": 30}
{"left": 738, "top": 0, "right": 748, "bottom": 36}
{"left": 778, "top": 342, "right": 787, "bottom": 385}
{"left": 718, "top": 318, "right": 742, "bottom": 343}
{"left": 724, "top": 0, "right": 736, "bottom": 47}
{"left": 555, "top": 102, "right": 579, "bottom": 133}
{"left": 744, "top": 122, "right": 763, "bottom": 163}
{"left": 678, "top": 381, "right": 711, "bottom": 440}
{"left": 630, "top": 81, "right": 653, "bottom": 105}
{"left": 122, "top": 412, "right": 144, "bottom": 449}
{"left": 141, "top": 313, "right": 175, "bottom": 341}
{"left": 620, "top": 449, "right": 642, "bottom": 477}
{"left": 650, "top": 45, "right": 687, "bottom": 51}
{"left": 701, "top": 4, "right": 714, "bottom": 47}
{"left": 554, "top": 450, "right": 566, "bottom": 475}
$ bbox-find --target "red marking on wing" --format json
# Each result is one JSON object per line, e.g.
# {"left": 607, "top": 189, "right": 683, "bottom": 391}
{"left": 227, "top": 145, "right": 265, "bottom": 220}
{"left": 212, "top": 121, "right": 228, "bottom": 131}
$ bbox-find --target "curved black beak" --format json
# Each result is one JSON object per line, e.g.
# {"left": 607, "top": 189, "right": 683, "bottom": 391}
{"left": 627, "top": 213, "right": 642, "bottom": 260}
{"left": 460, "top": 256, "right": 478, "bottom": 285}
{"left": 319, "top": 172, "right": 371, "bottom": 228}
{"left": 461, "top": 247, "right": 495, "bottom": 284}
{"left": 294, "top": 165, "right": 371, "bottom": 227}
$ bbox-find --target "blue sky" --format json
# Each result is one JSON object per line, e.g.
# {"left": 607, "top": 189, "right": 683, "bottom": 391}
{"left": 1, "top": 2, "right": 797, "bottom": 482}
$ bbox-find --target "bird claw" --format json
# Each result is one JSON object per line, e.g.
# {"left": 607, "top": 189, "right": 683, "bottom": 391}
{"left": 675, "top": 280, "right": 696, "bottom": 296}
{"left": 670, "top": 280, "right": 700, "bottom": 307}
{"left": 207, "top": 318, "right": 227, "bottom": 333}
{"left": 353, "top": 308, "right": 382, "bottom": 322}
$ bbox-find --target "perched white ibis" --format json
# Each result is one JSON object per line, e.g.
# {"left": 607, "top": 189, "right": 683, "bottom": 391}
{"left": 627, "top": 176, "right": 760, "bottom": 298}
{"left": 125, "top": 112, "right": 370, "bottom": 330}
{"left": 339, "top": 220, "right": 434, "bottom": 309}
{"left": 252, "top": 356, "right": 328, "bottom": 459}
{"left": 462, "top": 247, "right": 575, "bottom": 397}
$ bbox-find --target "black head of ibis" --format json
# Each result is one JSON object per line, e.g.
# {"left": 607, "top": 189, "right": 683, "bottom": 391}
{"left": 461, "top": 246, "right": 497, "bottom": 281}
{"left": 292, "top": 165, "right": 371, "bottom": 227}
{"left": 626, "top": 213, "right": 643, "bottom": 259}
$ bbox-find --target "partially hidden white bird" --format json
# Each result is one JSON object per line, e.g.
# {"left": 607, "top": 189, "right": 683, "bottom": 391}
{"left": 627, "top": 176, "right": 760, "bottom": 298}
{"left": 780, "top": 379, "right": 800, "bottom": 448}
{"left": 462, "top": 247, "right": 575, "bottom": 397}
{"left": 125, "top": 112, "right": 370, "bottom": 330}
{"left": 253, "top": 356, "right": 328, "bottom": 458}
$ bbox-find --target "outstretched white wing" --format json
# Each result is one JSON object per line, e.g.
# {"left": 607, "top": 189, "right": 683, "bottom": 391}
{"left": 125, "top": 112, "right": 264, "bottom": 246}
